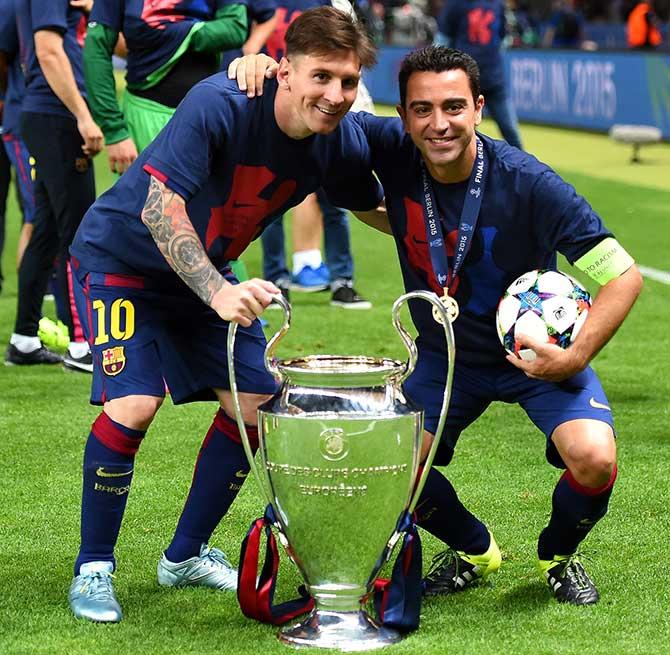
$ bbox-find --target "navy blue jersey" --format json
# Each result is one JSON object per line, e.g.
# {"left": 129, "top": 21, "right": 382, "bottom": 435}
{"left": 91, "top": 0, "right": 244, "bottom": 90}
{"left": 350, "top": 113, "right": 612, "bottom": 365}
{"left": 263, "top": 0, "right": 329, "bottom": 61}
{"left": 71, "top": 75, "right": 381, "bottom": 280}
{"left": 438, "top": 0, "right": 506, "bottom": 93}
{"left": 16, "top": 0, "right": 87, "bottom": 117}
{"left": 0, "top": 0, "right": 24, "bottom": 135}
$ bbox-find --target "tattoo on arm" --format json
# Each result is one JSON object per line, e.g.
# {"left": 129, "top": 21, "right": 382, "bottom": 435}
{"left": 141, "top": 175, "right": 225, "bottom": 304}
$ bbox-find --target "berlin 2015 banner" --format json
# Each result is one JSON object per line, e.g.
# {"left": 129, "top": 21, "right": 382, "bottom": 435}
{"left": 364, "top": 48, "right": 670, "bottom": 139}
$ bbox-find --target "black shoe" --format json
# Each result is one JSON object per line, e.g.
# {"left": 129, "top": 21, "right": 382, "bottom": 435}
{"left": 5, "top": 343, "right": 63, "bottom": 365}
{"left": 541, "top": 555, "right": 600, "bottom": 605}
{"left": 63, "top": 349, "right": 93, "bottom": 373}
{"left": 423, "top": 533, "right": 501, "bottom": 596}
{"left": 330, "top": 282, "right": 372, "bottom": 310}
{"left": 267, "top": 278, "right": 290, "bottom": 309}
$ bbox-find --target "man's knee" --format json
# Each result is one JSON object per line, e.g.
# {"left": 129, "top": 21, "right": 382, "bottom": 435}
{"left": 553, "top": 421, "right": 616, "bottom": 487}
{"left": 104, "top": 395, "right": 164, "bottom": 431}
{"left": 217, "top": 390, "right": 273, "bottom": 426}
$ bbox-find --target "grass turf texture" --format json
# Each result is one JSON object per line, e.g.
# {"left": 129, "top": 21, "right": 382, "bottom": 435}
{"left": 0, "top": 117, "right": 669, "bottom": 655}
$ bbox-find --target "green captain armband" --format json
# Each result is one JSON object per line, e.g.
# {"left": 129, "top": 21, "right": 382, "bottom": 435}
{"left": 574, "top": 238, "right": 635, "bottom": 285}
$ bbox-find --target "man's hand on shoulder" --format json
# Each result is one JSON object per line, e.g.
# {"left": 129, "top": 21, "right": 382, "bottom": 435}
{"left": 505, "top": 333, "right": 587, "bottom": 382}
{"left": 211, "top": 278, "right": 280, "bottom": 326}
{"left": 107, "top": 137, "right": 138, "bottom": 174}
{"left": 227, "top": 53, "right": 278, "bottom": 98}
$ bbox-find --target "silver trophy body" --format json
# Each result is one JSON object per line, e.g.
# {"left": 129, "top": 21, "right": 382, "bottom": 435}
{"left": 228, "top": 291, "right": 455, "bottom": 651}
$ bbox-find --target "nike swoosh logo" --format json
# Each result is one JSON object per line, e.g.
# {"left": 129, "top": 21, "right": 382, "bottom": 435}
{"left": 96, "top": 467, "right": 134, "bottom": 478}
{"left": 589, "top": 397, "right": 611, "bottom": 411}
{"left": 235, "top": 470, "right": 249, "bottom": 479}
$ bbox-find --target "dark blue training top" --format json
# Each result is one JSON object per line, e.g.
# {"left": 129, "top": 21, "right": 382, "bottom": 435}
{"left": 438, "top": 0, "right": 507, "bottom": 93}
{"left": 350, "top": 112, "right": 612, "bottom": 365}
{"left": 0, "top": 0, "right": 25, "bottom": 135}
{"left": 70, "top": 75, "right": 382, "bottom": 281}
{"left": 90, "top": 0, "right": 243, "bottom": 90}
{"left": 16, "top": 0, "right": 87, "bottom": 117}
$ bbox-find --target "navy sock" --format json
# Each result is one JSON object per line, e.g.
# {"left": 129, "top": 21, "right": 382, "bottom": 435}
{"left": 415, "top": 467, "right": 490, "bottom": 554}
{"left": 538, "top": 465, "right": 617, "bottom": 560}
{"left": 164, "top": 410, "right": 256, "bottom": 563}
{"left": 75, "top": 413, "right": 145, "bottom": 575}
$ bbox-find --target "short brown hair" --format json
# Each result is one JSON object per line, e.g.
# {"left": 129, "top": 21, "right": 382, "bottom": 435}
{"left": 285, "top": 7, "right": 377, "bottom": 69}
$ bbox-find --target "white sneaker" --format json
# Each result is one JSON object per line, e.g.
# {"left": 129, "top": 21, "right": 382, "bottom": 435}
{"left": 157, "top": 544, "right": 237, "bottom": 591}
{"left": 68, "top": 561, "right": 122, "bottom": 623}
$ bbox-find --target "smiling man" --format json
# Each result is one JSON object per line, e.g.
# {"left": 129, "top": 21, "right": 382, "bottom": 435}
{"left": 230, "top": 45, "right": 643, "bottom": 605}
{"left": 354, "top": 47, "right": 642, "bottom": 606}
{"left": 66, "top": 6, "right": 380, "bottom": 623}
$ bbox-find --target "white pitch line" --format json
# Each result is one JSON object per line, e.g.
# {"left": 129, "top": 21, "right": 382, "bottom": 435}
{"left": 638, "top": 265, "right": 670, "bottom": 285}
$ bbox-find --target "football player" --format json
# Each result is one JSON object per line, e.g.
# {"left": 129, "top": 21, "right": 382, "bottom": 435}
{"left": 67, "top": 7, "right": 381, "bottom": 623}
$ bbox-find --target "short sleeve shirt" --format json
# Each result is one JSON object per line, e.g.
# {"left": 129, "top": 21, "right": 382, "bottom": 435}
{"left": 70, "top": 75, "right": 382, "bottom": 282}
{"left": 16, "top": 0, "right": 88, "bottom": 117}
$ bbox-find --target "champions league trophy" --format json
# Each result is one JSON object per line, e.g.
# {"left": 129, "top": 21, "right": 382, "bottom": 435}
{"left": 227, "top": 291, "right": 455, "bottom": 651}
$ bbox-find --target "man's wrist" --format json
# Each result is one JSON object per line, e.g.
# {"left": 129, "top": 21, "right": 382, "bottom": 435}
{"left": 566, "top": 341, "right": 590, "bottom": 373}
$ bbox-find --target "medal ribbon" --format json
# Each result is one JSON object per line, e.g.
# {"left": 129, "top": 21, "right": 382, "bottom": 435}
{"left": 419, "top": 136, "right": 488, "bottom": 293}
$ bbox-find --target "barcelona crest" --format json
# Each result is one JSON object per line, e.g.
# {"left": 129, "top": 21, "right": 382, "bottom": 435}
{"left": 102, "top": 346, "right": 126, "bottom": 376}
{"left": 75, "top": 157, "right": 89, "bottom": 173}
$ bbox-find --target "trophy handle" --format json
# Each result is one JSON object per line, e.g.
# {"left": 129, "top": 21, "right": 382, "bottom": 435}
{"left": 263, "top": 293, "right": 292, "bottom": 380}
{"left": 391, "top": 290, "right": 456, "bottom": 515}
{"left": 226, "top": 294, "right": 290, "bottom": 511}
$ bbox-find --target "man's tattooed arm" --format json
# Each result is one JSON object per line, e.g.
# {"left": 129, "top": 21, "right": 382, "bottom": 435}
{"left": 141, "top": 175, "right": 226, "bottom": 305}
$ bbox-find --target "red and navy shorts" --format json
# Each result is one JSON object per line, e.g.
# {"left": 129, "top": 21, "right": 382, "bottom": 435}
{"left": 72, "top": 270, "right": 278, "bottom": 405}
{"left": 404, "top": 347, "right": 615, "bottom": 469}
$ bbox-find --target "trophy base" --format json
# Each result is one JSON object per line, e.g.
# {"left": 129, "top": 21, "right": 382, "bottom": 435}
{"left": 278, "top": 609, "right": 402, "bottom": 651}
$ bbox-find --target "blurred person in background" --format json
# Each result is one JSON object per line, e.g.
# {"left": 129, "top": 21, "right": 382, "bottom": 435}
{"left": 626, "top": 1, "right": 663, "bottom": 48}
{"left": 1, "top": 1, "right": 35, "bottom": 273}
{"left": 505, "top": 0, "right": 539, "bottom": 47}
{"left": 542, "top": 0, "right": 584, "bottom": 48}
{"left": 0, "top": 94, "right": 9, "bottom": 295}
{"left": 5, "top": 0, "right": 102, "bottom": 371}
{"left": 437, "top": 0, "right": 523, "bottom": 149}
{"left": 0, "top": 0, "right": 70, "bottom": 350}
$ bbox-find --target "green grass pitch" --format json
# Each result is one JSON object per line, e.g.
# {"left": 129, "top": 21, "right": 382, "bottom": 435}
{"left": 0, "top": 117, "right": 669, "bottom": 655}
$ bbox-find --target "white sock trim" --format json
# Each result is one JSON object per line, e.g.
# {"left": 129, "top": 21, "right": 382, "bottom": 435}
{"left": 292, "top": 249, "right": 322, "bottom": 274}
{"left": 68, "top": 341, "right": 90, "bottom": 358}
{"left": 10, "top": 334, "right": 41, "bottom": 353}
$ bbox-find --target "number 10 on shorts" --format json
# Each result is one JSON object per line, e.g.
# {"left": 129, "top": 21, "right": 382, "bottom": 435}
{"left": 92, "top": 298, "right": 136, "bottom": 345}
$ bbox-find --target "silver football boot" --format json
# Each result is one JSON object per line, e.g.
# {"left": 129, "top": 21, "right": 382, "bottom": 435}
{"left": 157, "top": 543, "right": 237, "bottom": 590}
{"left": 68, "top": 561, "right": 122, "bottom": 622}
